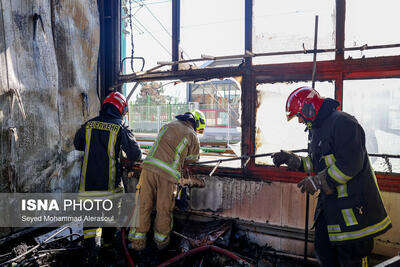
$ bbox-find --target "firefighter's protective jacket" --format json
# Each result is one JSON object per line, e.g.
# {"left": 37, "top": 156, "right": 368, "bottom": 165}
{"left": 301, "top": 98, "right": 391, "bottom": 245}
{"left": 141, "top": 120, "right": 200, "bottom": 184}
{"left": 74, "top": 104, "right": 142, "bottom": 197}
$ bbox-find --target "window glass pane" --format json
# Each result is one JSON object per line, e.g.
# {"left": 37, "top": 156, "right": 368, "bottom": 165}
{"left": 345, "top": 0, "right": 400, "bottom": 58}
{"left": 126, "top": 78, "right": 242, "bottom": 167}
{"left": 190, "top": 80, "right": 241, "bottom": 144}
{"left": 180, "top": 0, "right": 244, "bottom": 60}
{"left": 343, "top": 79, "right": 400, "bottom": 173}
{"left": 121, "top": 0, "right": 172, "bottom": 74}
{"left": 255, "top": 82, "right": 334, "bottom": 165}
{"left": 253, "top": 0, "right": 335, "bottom": 65}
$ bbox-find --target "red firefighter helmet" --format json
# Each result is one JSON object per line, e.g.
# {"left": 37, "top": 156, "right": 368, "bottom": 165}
{"left": 285, "top": 86, "right": 324, "bottom": 122}
{"left": 103, "top": 91, "right": 128, "bottom": 116}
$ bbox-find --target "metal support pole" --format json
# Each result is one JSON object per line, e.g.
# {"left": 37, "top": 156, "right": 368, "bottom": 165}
{"left": 305, "top": 15, "right": 319, "bottom": 265}
{"left": 227, "top": 102, "right": 231, "bottom": 145}
{"left": 304, "top": 193, "right": 310, "bottom": 263}
{"left": 335, "top": 0, "right": 346, "bottom": 62}
{"left": 244, "top": 0, "right": 253, "bottom": 67}
{"left": 311, "top": 16, "right": 319, "bottom": 89}
{"left": 172, "top": 0, "right": 180, "bottom": 72}
{"left": 157, "top": 105, "right": 161, "bottom": 132}
{"left": 241, "top": 0, "right": 254, "bottom": 171}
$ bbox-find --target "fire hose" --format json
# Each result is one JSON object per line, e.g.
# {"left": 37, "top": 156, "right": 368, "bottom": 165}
{"left": 157, "top": 245, "right": 253, "bottom": 267}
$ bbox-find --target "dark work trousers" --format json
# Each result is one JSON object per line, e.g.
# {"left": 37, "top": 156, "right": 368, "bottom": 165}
{"left": 82, "top": 197, "right": 121, "bottom": 266}
{"left": 83, "top": 226, "right": 102, "bottom": 266}
{"left": 314, "top": 213, "right": 373, "bottom": 267}
{"left": 82, "top": 227, "right": 118, "bottom": 266}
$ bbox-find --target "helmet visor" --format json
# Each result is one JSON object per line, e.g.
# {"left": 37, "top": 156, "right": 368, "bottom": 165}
{"left": 286, "top": 111, "right": 297, "bottom": 121}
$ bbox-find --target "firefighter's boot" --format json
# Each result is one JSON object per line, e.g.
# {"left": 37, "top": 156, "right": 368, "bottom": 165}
{"left": 155, "top": 235, "right": 170, "bottom": 251}
{"left": 131, "top": 237, "right": 146, "bottom": 251}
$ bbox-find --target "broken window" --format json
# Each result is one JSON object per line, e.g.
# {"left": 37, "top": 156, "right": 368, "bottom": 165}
{"left": 115, "top": 0, "right": 400, "bottom": 182}
{"left": 343, "top": 79, "right": 400, "bottom": 173}
{"left": 126, "top": 78, "right": 242, "bottom": 166}
{"left": 255, "top": 82, "right": 334, "bottom": 166}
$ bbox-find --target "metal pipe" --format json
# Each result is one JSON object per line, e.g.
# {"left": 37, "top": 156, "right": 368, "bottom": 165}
{"left": 305, "top": 15, "right": 319, "bottom": 264}
{"left": 209, "top": 160, "right": 221, "bottom": 176}
{"left": 369, "top": 153, "right": 400, "bottom": 159}
{"left": 43, "top": 226, "right": 74, "bottom": 243}
{"left": 157, "top": 53, "right": 251, "bottom": 66}
{"left": 0, "top": 253, "right": 11, "bottom": 259}
{"left": 304, "top": 193, "right": 310, "bottom": 264}
{"left": 120, "top": 56, "right": 145, "bottom": 72}
{"left": 117, "top": 43, "right": 400, "bottom": 78}
{"left": 311, "top": 16, "right": 319, "bottom": 89}
{"left": 335, "top": 0, "right": 345, "bottom": 61}
{"left": 245, "top": 0, "right": 253, "bottom": 66}
{"left": 125, "top": 82, "right": 140, "bottom": 102}
{"left": 43, "top": 234, "right": 81, "bottom": 245}
{"left": 35, "top": 248, "right": 80, "bottom": 253}
{"left": 192, "top": 149, "right": 307, "bottom": 165}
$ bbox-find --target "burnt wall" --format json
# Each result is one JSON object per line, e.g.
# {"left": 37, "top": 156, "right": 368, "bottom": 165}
{"left": 0, "top": 0, "right": 100, "bottom": 193}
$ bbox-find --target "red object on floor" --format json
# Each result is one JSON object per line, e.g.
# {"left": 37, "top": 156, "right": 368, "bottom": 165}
{"left": 121, "top": 228, "right": 135, "bottom": 267}
{"left": 157, "top": 245, "right": 253, "bottom": 267}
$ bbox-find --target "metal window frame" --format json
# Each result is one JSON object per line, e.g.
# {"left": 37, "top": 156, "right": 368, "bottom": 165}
{"left": 101, "top": 0, "right": 400, "bottom": 192}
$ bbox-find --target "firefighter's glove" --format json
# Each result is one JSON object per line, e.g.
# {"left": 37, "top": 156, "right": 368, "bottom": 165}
{"left": 179, "top": 176, "right": 205, "bottom": 188}
{"left": 176, "top": 186, "right": 189, "bottom": 211}
{"left": 271, "top": 150, "right": 301, "bottom": 171}
{"left": 297, "top": 169, "right": 334, "bottom": 195}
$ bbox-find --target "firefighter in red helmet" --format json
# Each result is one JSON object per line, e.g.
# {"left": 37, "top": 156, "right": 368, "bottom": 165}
{"left": 272, "top": 87, "right": 391, "bottom": 267}
{"left": 74, "top": 91, "right": 142, "bottom": 265}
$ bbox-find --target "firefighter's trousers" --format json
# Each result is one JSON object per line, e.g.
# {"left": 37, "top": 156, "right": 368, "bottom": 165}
{"left": 129, "top": 169, "right": 176, "bottom": 249}
{"left": 315, "top": 212, "right": 373, "bottom": 267}
{"left": 82, "top": 226, "right": 101, "bottom": 266}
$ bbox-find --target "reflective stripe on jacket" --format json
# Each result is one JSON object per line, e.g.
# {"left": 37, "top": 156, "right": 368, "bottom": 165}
{"left": 74, "top": 105, "right": 142, "bottom": 195}
{"left": 309, "top": 99, "right": 391, "bottom": 245}
{"left": 141, "top": 120, "right": 200, "bottom": 183}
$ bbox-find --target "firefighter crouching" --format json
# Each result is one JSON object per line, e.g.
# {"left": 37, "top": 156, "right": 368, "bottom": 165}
{"left": 74, "top": 92, "right": 142, "bottom": 265}
{"left": 129, "top": 109, "right": 206, "bottom": 251}
{"left": 272, "top": 87, "right": 392, "bottom": 267}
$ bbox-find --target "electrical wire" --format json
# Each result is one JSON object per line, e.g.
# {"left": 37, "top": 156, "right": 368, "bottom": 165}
{"left": 132, "top": 16, "right": 171, "bottom": 55}
{"left": 130, "top": 5, "right": 145, "bottom": 34}
{"left": 140, "top": 0, "right": 170, "bottom": 37}
{"left": 137, "top": 0, "right": 193, "bottom": 61}
{"left": 129, "top": 0, "right": 170, "bottom": 7}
